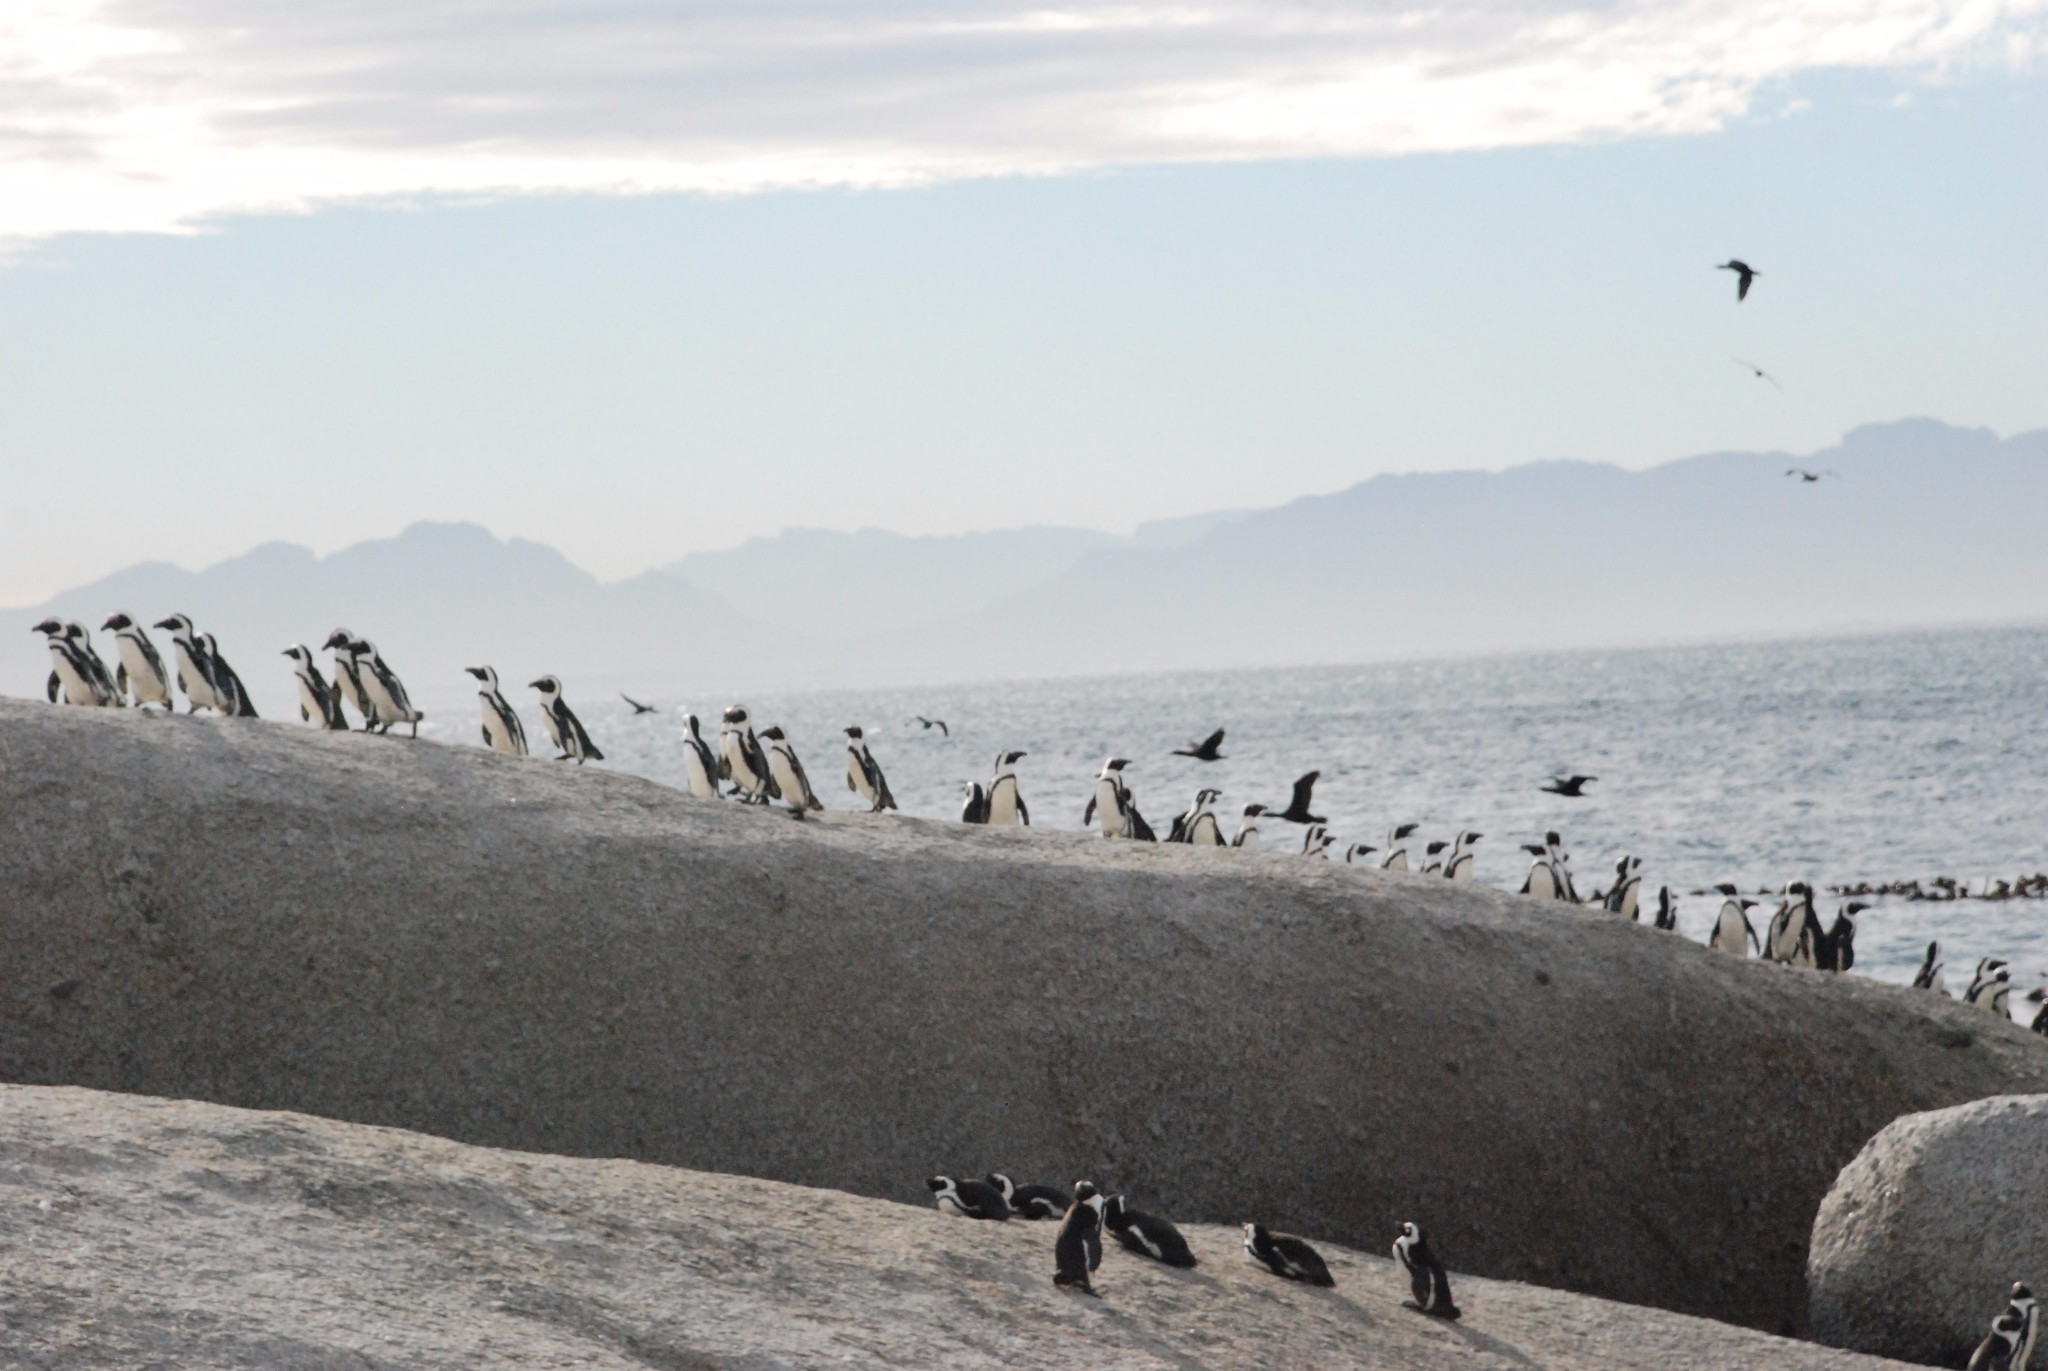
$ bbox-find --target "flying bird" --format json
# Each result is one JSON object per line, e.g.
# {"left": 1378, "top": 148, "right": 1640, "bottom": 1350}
{"left": 1541, "top": 774, "right": 1596, "bottom": 797}
{"left": 1172, "top": 728, "right": 1226, "bottom": 762}
{"left": 1273, "top": 771, "right": 1325, "bottom": 826}
{"left": 1785, "top": 468, "right": 1837, "bottom": 483}
{"left": 1717, "top": 259, "right": 1759, "bottom": 301}
{"left": 1733, "top": 359, "right": 1782, "bottom": 390}
{"left": 620, "top": 693, "right": 656, "bottom": 715}
{"left": 913, "top": 715, "right": 949, "bottom": 737}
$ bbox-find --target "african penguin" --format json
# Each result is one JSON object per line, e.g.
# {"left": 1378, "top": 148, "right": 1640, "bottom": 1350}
{"left": 1301, "top": 824, "right": 1334, "bottom": 858}
{"left": 1913, "top": 941, "right": 1949, "bottom": 995}
{"left": 154, "top": 615, "right": 223, "bottom": 713}
{"left": 1443, "top": 831, "right": 1481, "bottom": 882}
{"left": 349, "top": 638, "right": 418, "bottom": 735}
{"left": 843, "top": 726, "right": 897, "bottom": 812}
{"left": 1231, "top": 803, "right": 1265, "bottom": 850}
{"left": 1521, "top": 845, "right": 1559, "bottom": 901}
{"left": 65, "top": 622, "right": 122, "bottom": 706}
{"left": 33, "top": 619, "right": 114, "bottom": 707}
{"left": 1708, "top": 884, "right": 1760, "bottom": 956}
{"left": 531, "top": 676, "right": 603, "bottom": 763}
{"left": 284, "top": 645, "right": 349, "bottom": 729}
{"left": 1652, "top": 885, "right": 1679, "bottom": 931}
{"left": 717, "top": 706, "right": 778, "bottom": 803}
{"left": 1966, "top": 961, "right": 2013, "bottom": 1019}
{"left": 199, "top": 633, "right": 259, "bottom": 718}
{"left": 1969, "top": 1282, "right": 2040, "bottom": 1371}
{"left": 960, "top": 780, "right": 989, "bottom": 824}
{"left": 986, "top": 1173, "right": 1068, "bottom": 1221}
{"left": 678, "top": 713, "right": 720, "bottom": 798}
{"left": 759, "top": 726, "right": 824, "bottom": 812}
{"left": 1817, "top": 903, "right": 1865, "bottom": 973}
{"left": 925, "top": 1175, "right": 1009, "bottom": 1221}
{"left": 1242, "top": 1223, "right": 1334, "bottom": 1287}
{"left": 102, "top": 613, "right": 172, "bottom": 708}
{"left": 1420, "top": 840, "right": 1448, "bottom": 876}
{"left": 322, "top": 629, "right": 376, "bottom": 729}
{"left": 1168, "top": 788, "right": 1225, "bottom": 845}
{"left": 1393, "top": 1222, "right": 1460, "bottom": 1318}
{"left": 1603, "top": 856, "right": 1643, "bottom": 919}
{"left": 1052, "top": 1182, "right": 1106, "bottom": 1295}
{"left": 1343, "top": 842, "right": 1379, "bottom": 864}
{"left": 1084, "top": 757, "right": 1155, "bottom": 840}
{"left": 465, "top": 666, "right": 527, "bottom": 755}
{"left": 1102, "top": 1194, "right": 1197, "bottom": 1268}
{"left": 985, "top": 750, "right": 1030, "bottom": 826}
{"left": 1765, "top": 882, "right": 1820, "bottom": 966}
{"left": 1380, "top": 823, "right": 1420, "bottom": 873}
{"left": 1544, "top": 831, "right": 1579, "bottom": 901}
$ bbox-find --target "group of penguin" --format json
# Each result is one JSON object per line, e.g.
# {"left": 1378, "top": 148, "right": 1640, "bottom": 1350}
{"left": 926, "top": 1174, "right": 1457, "bottom": 1314}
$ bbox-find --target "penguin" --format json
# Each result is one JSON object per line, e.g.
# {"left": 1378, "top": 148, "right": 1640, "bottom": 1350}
{"left": 678, "top": 713, "right": 721, "bottom": 798}
{"left": 101, "top": 613, "right": 172, "bottom": 708}
{"left": 1419, "top": 840, "right": 1448, "bottom": 876}
{"left": 843, "top": 726, "right": 896, "bottom": 813}
{"left": 759, "top": 726, "right": 824, "bottom": 812}
{"left": 1708, "top": 884, "right": 1760, "bottom": 956}
{"left": 1544, "top": 831, "right": 1579, "bottom": 901}
{"left": 1520, "top": 844, "right": 1558, "bottom": 900}
{"left": 1052, "top": 1182, "right": 1106, "bottom": 1295}
{"left": 1084, "top": 757, "right": 1155, "bottom": 840}
{"left": 65, "top": 622, "right": 123, "bottom": 706}
{"left": 1443, "top": 831, "right": 1481, "bottom": 882}
{"left": 284, "top": 645, "right": 349, "bottom": 729}
{"left": 1380, "top": 823, "right": 1421, "bottom": 873}
{"left": 1242, "top": 1223, "right": 1334, "bottom": 1287}
{"left": 1101, "top": 1194, "right": 1197, "bottom": 1268}
{"left": 1912, "top": 940, "right": 1950, "bottom": 995}
{"left": 1343, "top": 842, "right": 1379, "bottom": 864}
{"left": 32, "top": 619, "right": 113, "bottom": 707}
{"left": 349, "top": 638, "right": 419, "bottom": 736}
{"left": 1765, "top": 882, "right": 1820, "bottom": 966}
{"left": 1969, "top": 1282, "right": 2040, "bottom": 1371}
{"left": 1393, "top": 1222, "right": 1460, "bottom": 1319}
{"left": 1301, "top": 824, "right": 1334, "bottom": 858}
{"left": 1168, "top": 788, "right": 1225, "bottom": 845}
{"left": 1231, "top": 803, "right": 1266, "bottom": 850}
{"left": 986, "top": 1173, "right": 1070, "bottom": 1220}
{"left": 153, "top": 615, "right": 223, "bottom": 713}
{"left": 960, "top": 780, "right": 989, "bottom": 824}
{"left": 199, "top": 632, "right": 259, "bottom": 718}
{"left": 985, "top": 750, "right": 1030, "bottom": 826}
{"left": 925, "top": 1175, "right": 1009, "bottom": 1221}
{"left": 1652, "top": 885, "right": 1679, "bottom": 931}
{"left": 1966, "top": 961, "right": 2013, "bottom": 1019}
{"left": 1816, "top": 902, "right": 1866, "bottom": 973}
{"left": 717, "top": 706, "right": 778, "bottom": 803}
{"left": 1603, "top": 856, "right": 1644, "bottom": 919}
{"left": 530, "top": 675, "right": 603, "bottom": 763}
{"left": 464, "top": 666, "right": 527, "bottom": 755}
{"left": 322, "top": 629, "right": 376, "bottom": 729}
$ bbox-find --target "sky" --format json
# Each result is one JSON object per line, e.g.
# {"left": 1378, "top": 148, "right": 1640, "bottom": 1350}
{"left": 2, "top": 1, "right": 2046, "bottom": 603}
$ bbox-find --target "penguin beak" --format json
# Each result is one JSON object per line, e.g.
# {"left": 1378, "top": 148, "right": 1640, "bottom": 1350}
{"left": 528, "top": 679, "right": 547, "bottom": 690}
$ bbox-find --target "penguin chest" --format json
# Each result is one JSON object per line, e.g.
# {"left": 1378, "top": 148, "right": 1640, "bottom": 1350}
{"left": 1190, "top": 814, "right": 1222, "bottom": 846}
{"left": 847, "top": 753, "right": 876, "bottom": 801}
{"left": 722, "top": 737, "right": 762, "bottom": 788}
{"left": 116, "top": 639, "right": 168, "bottom": 704}
{"left": 987, "top": 780, "right": 1020, "bottom": 826}
{"left": 1095, "top": 781, "right": 1125, "bottom": 836}
{"left": 768, "top": 751, "right": 803, "bottom": 799}
{"left": 682, "top": 747, "right": 717, "bottom": 798}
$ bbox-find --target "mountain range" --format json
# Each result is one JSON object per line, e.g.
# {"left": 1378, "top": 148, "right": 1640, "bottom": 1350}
{"left": 5, "top": 418, "right": 2043, "bottom": 715}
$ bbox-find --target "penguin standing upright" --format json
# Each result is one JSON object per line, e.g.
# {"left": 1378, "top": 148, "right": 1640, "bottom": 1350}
{"left": 199, "top": 632, "right": 259, "bottom": 717}
{"left": 717, "top": 706, "right": 778, "bottom": 803}
{"left": 154, "top": 615, "right": 222, "bottom": 713}
{"left": 1084, "top": 758, "right": 1154, "bottom": 840}
{"left": 464, "top": 666, "right": 527, "bottom": 755}
{"left": 32, "top": 619, "right": 114, "bottom": 706}
{"left": 1652, "top": 886, "right": 1679, "bottom": 931}
{"left": 842, "top": 726, "right": 897, "bottom": 813}
{"left": 101, "top": 613, "right": 172, "bottom": 708}
{"left": 1545, "top": 831, "right": 1579, "bottom": 901}
{"left": 1966, "top": 960, "right": 2013, "bottom": 1019}
{"left": 678, "top": 713, "right": 721, "bottom": 798}
{"left": 1913, "top": 941, "right": 1950, "bottom": 995}
{"left": 1169, "top": 788, "right": 1224, "bottom": 845}
{"left": 1765, "top": 882, "right": 1819, "bottom": 965}
{"left": 65, "top": 623, "right": 123, "bottom": 706}
{"left": 759, "top": 726, "right": 824, "bottom": 812}
{"left": 1052, "top": 1182, "right": 1106, "bottom": 1295}
{"left": 1231, "top": 803, "right": 1266, "bottom": 850}
{"left": 1817, "top": 902, "right": 1865, "bottom": 972}
{"left": 1443, "top": 831, "right": 1481, "bottom": 881}
{"left": 349, "top": 638, "right": 419, "bottom": 735}
{"left": 1393, "top": 1222, "right": 1460, "bottom": 1318}
{"left": 284, "top": 645, "right": 349, "bottom": 729}
{"left": 530, "top": 675, "right": 603, "bottom": 763}
{"left": 1520, "top": 845, "right": 1559, "bottom": 900}
{"left": 985, "top": 750, "right": 1030, "bottom": 826}
{"left": 1603, "top": 856, "right": 1644, "bottom": 919}
{"left": 1102, "top": 1194, "right": 1197, "bottom": 1267}
{"left": 960, "top": 781, "right": 989, "bottom": 824}
{"left": 1969, "top": 1282, "right": 2040, "bottom": 1371}
{"left": 322, "top": 629, "right": 376, "bottom": 729}
{"left": 1708, "top": 884, "right": 1760, "bottom": 956}
{"left": 1380, "top": 823, "right": 1421, "bottom": 873}
{"left": 1419, "top": 841, "right": 1448, "bottom": 875}
{"left": 1243, "top": 1224, "right": 1334, "bottom": 1286}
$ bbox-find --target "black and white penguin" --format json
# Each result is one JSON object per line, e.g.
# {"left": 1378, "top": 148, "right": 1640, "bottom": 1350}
{"left": 322, "top": 629, "right": 376, "bottom": 729}
{"left": 1084, "top": 757, "right": 1155, "bottom": 840}
{"left": 1912, "top": 940, "right": 1949, "bottom": 995}
{"left": 986, "top": 1173, "right": 1069, "bottom": 1220}
{"left": 1169, "top": 788, "right": 1225, "bottom": 845}
{"left": 960, "top": 780, "right": 989, "bottom": 824}
{"left": 760, "top": 726, "right": 824, "bottom": 812}
{"left": 1053, "top": 1182, "right": 1106, "bottom": 1295}
{"left": 1231, "top": 803, "right": 1266, "bottom": 850}
{"left": 1765, "top": 882, "right": 1820, "bottom": 966}
{"left": 1301, "top": 824, "right": 1334, "bottom": 858}
{"left": 1966, "top": 960, "right": 2013, "bottom": 1019}
{"left": 530, "top": 675, "right": 603, "bottom": 763}
{"left": 1708, "top": 883, "right": 1760, "bottom": 956}
{"left": 986, "top": 750, "right": 1030, "bottom": 826}
{"left": 1102, "top": 1194, "right": 1197, "bottom": 1268}
{"left": 1443, "top": 831, "right": 1481, "bottom": 882}
{"left": 717, "top": 706, "right": 778, "bottom": 803}
{"left": 464, "top": 666, "right": 527, "bottom": 755}
{"left": 33, "top": 619, "right": 114, "bottom": 706}
{"left": 1969, "top": 1282, "right": 2040, "bottom": 1371}
{"left": 1816, "top": 903, "right": 1866, "bottom": 973}
{"left": 1343, "top": 842, "right": 1379, "bottom": 864}
{"left": 1520, "top": 844, "right": 1558, "bottom": 900}
{"left": 1603, "top": 856, "right": 1644, "bottom": 919}
{"left": 1652, "top": 885, "right": 1679, "bottom": 931}
{"left": 1545, "top": 831, "right": 1579, "bottom": 901}
{"left": 843, "top": 726, "right": 896, "bottom": 813}
{"left": 65, "top": 622, "right": 123, "bottom": 706}
{"left": 199, "top": 632, "right": 259, "bottom": 718}
{"left": 1380, "top": 823, "right": 1421, "bottom": 873}
{"left": 1421, "top": 840, "right": 1451, "bottom": 875}
{"left": 154, "top": 614, "right": 223, "bottom": 713}
{"left": 1242, "top": 1223, "right": 1334, "bottom": 1287}
{"left": 350, "top": 638, "right": 418, "bottom": 735}
{"left": 1393, "top": 1222, "right": 1460, "bottom": 1319}
{"left": 925, "top": 1175, "right": 1009, "bottom": 1220}
{"left": 101, "top": 613, "right": 172, "bottom": 708}
{"left": 284, "top": 645, "right": 349, "bottom": 729}
{"left": 678, "top": 713, "right": 720, "bottom": 798}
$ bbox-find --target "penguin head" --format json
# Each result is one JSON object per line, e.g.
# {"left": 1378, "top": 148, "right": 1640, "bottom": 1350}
{"left": 1545, "top": 830, "right": 1562, "bottom": 846}
{"left": 1843, "top": 901, "right": 1869, "bottom": 916}
{"left": 2015, "top": 1282, "right": 2035, "bottom": 1301}
{"left": 844, "top": 725, "right": 864, "bottom": 740}
{"left": 680, "top": 711, "right": 703, "bottom": 736}
{"left": 722, "top": 705, "right": 750, "bottom": 726}
{"left": 321, "top": 628, "right": 354, "bottom": 651}
{"left": 926, "top": 1176, "right": 955, "bottom": 1196}
{"left": 1071, "top": 1180, "right": 1099, "bottom": 1202}
{"left": 1243, "top": 1223, "right": 1269, "bottom": 1251}
{"left": 1715, "top": 883, "right": 1738, "bottom": 897}
{"left": 983, "top": 1172, "right": 1013, "bottom": 1200}
{"left": 1103, "top": 757, "right": 1130, "bottom": 773}
{"left": 530, "top": 675, "right": 562, "bottom": 696}
{"left": 1242, "top": 803, "right": 1266, "bottom": 817}
{"left": 1344, "top": 844, "right": 1377, "bottom": 863}
{"left": 465, "top": 666, "right": 498, "bottom": 687}
{"left": 1002, "top": 749, "right": 1027, "bottom": 766}
{"left": 154, "top": 613, "right": 194, "bottom": 637}
{"left": 282, "top": 645, "right": 309, "bottom": 665}
{"left": 1426, "top": 841, "right": 1448, "bottom": 855}
{"left": 1399, "top": 1221, "right": 1423, "bottom": 1243}
{"left": 1395, "top": 823, "right": 1420, "bottom": 839}
{"left": 1101, "top": 1194, "right": 1126, "bottom": 1225}
{"left": 31, "top": 618, "right": 62, "bottom": 636}
{"left": 102, "top": 612, "right": 133, "bottom": 632}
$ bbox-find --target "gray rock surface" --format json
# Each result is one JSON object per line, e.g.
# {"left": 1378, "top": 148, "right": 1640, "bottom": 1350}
{"left": 0, "top": 1084, "right": 1928, "bottom": 1370}
{"left": 3, "top": 700, "right": 2047, "bottom": 1337}
{"left": 1808, "top": 1093, "right": 2048, "bottom": 1366}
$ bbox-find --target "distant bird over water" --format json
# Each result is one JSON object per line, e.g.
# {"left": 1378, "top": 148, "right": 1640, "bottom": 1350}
{"left": 913, "top": 715, "right": 949, "bottom": 737}
{"left": 1734, "top": 359, "right": 1782, "bottom": 390}
{"left": 1173, "top": 728, "right": 1226, "bottom": 761}
{"left": 1786, "top": 468, "right": 1837, "bottom": 483}
{"left": 620, "top": 693, "right": 656, "bottom": 715}
{"left": 1717, "top": 259, "right": 1759, "bottom": 301}
{"left": 1273, "top": 771, "right": 1325, "bottom": 825}
{"left": 1541, "top": 774, "right": 1596, "bottom": 797}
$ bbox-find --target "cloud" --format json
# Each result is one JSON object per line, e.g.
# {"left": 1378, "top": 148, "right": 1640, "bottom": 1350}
{"left": 2, "top": 0, "right": 2044, "bottom": 244}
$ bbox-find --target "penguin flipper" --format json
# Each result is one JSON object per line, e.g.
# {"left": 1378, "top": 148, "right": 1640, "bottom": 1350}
{"left": 1083, "top": 794, "right": 1097, "bottom": 826}
{"left": 1017, "top": 795, "right": 1030, "bottom": 826}
{"left": 46, "top": 671, "right": 60, "bottom": 703}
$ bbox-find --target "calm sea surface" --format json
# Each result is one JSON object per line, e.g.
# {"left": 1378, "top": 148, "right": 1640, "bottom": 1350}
{"left": 425, "top": 625, "right": 2048, "bottom": 1011}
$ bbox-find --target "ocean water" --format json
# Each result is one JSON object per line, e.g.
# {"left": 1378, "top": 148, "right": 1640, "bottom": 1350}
{"left": 425, "top": 625, "right": 2048, "bottom": 1012}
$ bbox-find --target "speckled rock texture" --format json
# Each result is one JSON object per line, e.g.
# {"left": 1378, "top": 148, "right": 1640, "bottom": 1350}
{"left": 1808, "top": 1093, "right": 2048, "bottom": 1366}
{"left": 2, "top": 700, "right": 2046, "bottom": 1338}
{"left": 0, "top": 1085, "right": 1936, "bottom": 1370}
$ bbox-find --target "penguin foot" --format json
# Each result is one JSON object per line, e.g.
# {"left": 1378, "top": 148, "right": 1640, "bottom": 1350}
{"left": 1052, "top": 1277, "right": 1098, "bottom": 1297}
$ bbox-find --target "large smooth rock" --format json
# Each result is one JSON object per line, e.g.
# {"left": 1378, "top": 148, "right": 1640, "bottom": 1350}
{"left": 2, "top": 700, "right": 2046, "bottom": 1336}
{"left": 0, "top": 1084, "right": 1929, "bottom": 1369}
{"left": 1809, "top": 1094, "right": 2048, "bottom": 1365}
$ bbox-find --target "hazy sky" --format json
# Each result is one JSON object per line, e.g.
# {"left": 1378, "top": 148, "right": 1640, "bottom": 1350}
{"left": 3, "top": 2, "right": 2046, "bottom": 603}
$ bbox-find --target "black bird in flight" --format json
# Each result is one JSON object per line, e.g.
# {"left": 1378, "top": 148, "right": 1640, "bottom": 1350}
{"left": 620, "top": 693, "right": 656, "bottom": 715}
{"left": 1173, "top": 728, "right": 1226, "bottom": 761}
{"left": 1541, "top": 774, "right": 1597, "bottom": 797}
{"left": 1734, "top": 359, "right": 1782, "bottom": 390}
{"left": 913, "top": 715, "right": 950, "bottom": 737}
{"left": 1274, "top": 771, "right": 1325, "bottom": 825}
{"left": 1717, "top": 259, "right": 1759, "bottom": 301}
{"left": 1785, "top": 468, "right": 1837, "bottom": 483}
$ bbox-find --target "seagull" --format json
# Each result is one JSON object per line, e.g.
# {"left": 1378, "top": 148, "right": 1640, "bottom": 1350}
{"left": 1717, "top": 259, "right": 1759, "bottom": 301}
{"left": 620, "top": 693, "right": 656, "bottom": 715}
{"left": 1785, "top": 468, "right": 1837, "bottom": 483}
{"left": 1541, "top": 774, "right": 1597, "bottom": 797}
{"left": 1733, "top": 359, "right": 1782, "bottom": 390}
{"left": 1172, "top": 728, "right": 1226, "bottom": 762}
{"left": 1273, "top": 771, "right": 1325, "bottom": 825}
{"left": 913, "top": 715, "right": 950, "bottom": 737}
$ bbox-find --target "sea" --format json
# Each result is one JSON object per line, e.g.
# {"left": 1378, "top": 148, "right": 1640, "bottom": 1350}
{"left": 421, "top": 624, "right": 2048, "bottom": 1012}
